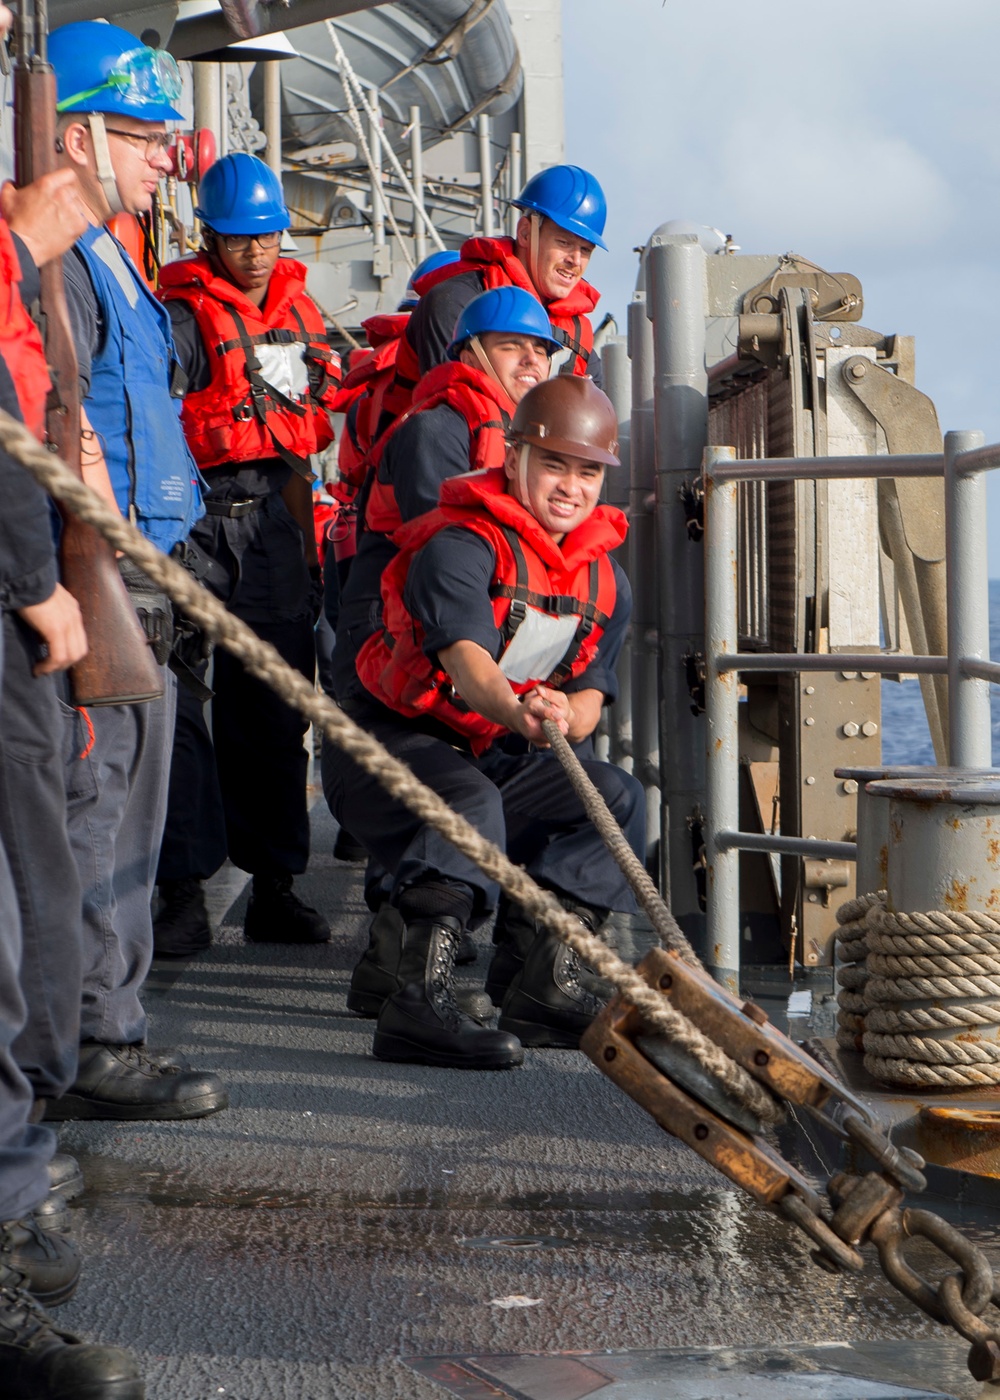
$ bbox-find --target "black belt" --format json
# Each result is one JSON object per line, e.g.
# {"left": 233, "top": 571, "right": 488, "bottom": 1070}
{"left": 204, "top": 497, "right": 265, "bottom": 518}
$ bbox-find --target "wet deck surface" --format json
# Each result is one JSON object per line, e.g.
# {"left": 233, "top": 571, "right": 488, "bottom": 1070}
{"left": 50, "top": 801, "right": 999, "bottom": 1398}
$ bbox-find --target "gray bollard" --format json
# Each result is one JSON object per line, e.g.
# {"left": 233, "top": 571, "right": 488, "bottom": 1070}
{"left": 868, "top": 775, "right": 1000, "bottom": 916}
{"left": 862, "top": 774, "right": 1000, "bottom": 1084}
{"left": 837, "top": 766, "right": 999, "bottom": 896}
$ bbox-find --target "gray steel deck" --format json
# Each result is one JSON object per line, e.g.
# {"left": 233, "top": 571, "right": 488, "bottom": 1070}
{"left": 51, "top": 800, "right": 995, "bottom": 1399}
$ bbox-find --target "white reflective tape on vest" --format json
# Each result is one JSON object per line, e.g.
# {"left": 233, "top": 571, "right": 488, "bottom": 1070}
{"left": 498, "top": 607, "right": 581, "bottom": 685}
{"left": 256, "top": 342, "right": 310, "bottom": 402}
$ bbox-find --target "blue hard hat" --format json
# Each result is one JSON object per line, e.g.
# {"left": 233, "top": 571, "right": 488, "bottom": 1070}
{"left": 513, "top": 165, "right": 608, "bottom": 250}
{"left": 51, "top": 22, "right": 184, "bottom": 122}
{"left": 408, "top": 249, "right": 461, "bottom": 290}
{"left": 447, "top": 286, "right": 562, "bottom": 360}
{"left": 195, "top": 154, "right": 290, "bottom": 235}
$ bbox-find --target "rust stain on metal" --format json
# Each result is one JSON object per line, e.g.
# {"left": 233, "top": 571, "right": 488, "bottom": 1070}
{"left": 942, "top": 878, "right": 970, "bottom": 912}
{"left": 989, "top": 838, "right": 1000, "bottom": 868}
{"left": 916, "top": 1105, "right": 1000, "bottom": 1178}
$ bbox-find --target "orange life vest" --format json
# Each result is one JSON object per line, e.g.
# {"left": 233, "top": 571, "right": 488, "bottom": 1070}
{"left": 356, "top": 468, "right": 624, "bottom": 754}
{"left": 393, "top": 235, "right": 600, "bottom": 399}
{"left": 330, "top": 313, "right": 408, "bottom": 496}
{"left": 363, "top": 361, "right": 514, "bottom": 542}
{"left": 0, "top": 219, "right": 51, "bottom": 441}
{"left": 158, "top": 252, "right": 341, "bottom": 476}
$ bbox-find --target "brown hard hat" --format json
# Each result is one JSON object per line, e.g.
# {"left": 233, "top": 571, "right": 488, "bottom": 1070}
{"left": 508, "top": 376, "right": 621, "bottom": 467}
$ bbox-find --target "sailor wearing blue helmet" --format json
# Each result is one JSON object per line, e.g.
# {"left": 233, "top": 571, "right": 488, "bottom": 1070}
{"left": 45, "top": 20, "right": 227, "bottom": 1126}
{"left": 398, "top": 164, "right": 608, "bottom": 404}
{"left": 397, "top": 248, "right": 461, "bottom": 310}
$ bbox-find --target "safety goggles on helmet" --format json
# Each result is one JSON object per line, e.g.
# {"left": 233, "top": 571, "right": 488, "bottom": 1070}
{"left": 57, "top": 45, "right": 182, "bottom": 114}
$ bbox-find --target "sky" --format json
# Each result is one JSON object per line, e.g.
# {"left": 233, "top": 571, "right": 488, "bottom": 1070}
{"left": 562, "top": 0, "right": 1000, "bottom": 571}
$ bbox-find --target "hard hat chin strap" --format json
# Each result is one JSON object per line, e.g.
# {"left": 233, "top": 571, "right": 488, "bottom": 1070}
{"left": 527, "top": 212, "right": 541, "bottom": 294}
{"left": 87, "top": 114, "right": 125, "bottom": 218}
{"left": 516, "top": 441, "right": 533, "bottom": 515}
{"left": 469, "top": 334, "right": 504, "bottom": 390}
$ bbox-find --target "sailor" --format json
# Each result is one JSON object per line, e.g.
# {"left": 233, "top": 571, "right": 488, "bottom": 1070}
{"left": 391, "top": 166, "right": 608, "bottom": 419}
{"left": 331, "top": 286, "right": 561, "bottom": 1005}
{"left": 46, "top": 21, "right": 227, "bottom": 1121}
{"left": 328, "top": 249, "right": 461, "bottom": 589}
{"left": 153, "top": 153, "right": 342, "bottom": 955}
{"left": 322, "top": 376, "right": 645, "bottom": 1068}
{"left": 0, "top": 88, "right": 144, "bottom": 1390}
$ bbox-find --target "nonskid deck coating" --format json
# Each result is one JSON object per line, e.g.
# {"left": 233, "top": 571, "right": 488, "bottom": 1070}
{"left": 49, "top": 803, "right": 1000, "bottom": 1398}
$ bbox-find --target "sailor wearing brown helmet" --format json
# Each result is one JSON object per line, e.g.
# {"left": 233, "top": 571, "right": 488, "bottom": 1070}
{"left": 321, "top": 376, "right": 645, "bottom": 1070}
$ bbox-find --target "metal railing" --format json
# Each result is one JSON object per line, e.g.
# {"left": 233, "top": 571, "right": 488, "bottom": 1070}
{"left": 702, "top": 429, "right": 997, "bottom": 991}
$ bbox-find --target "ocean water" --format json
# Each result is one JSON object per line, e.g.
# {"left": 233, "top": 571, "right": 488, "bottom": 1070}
{"left": 880, "top": 578, "right": 1000, "bottom": 765}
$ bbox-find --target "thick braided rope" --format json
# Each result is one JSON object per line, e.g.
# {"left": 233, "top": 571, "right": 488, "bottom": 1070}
{"left": 835, "top": 892, "right": 878, "bottom": 1052}
{"left": 539, "top": 723, "right": 699, "bottom": 968}
{"left": 0, "top": 411, "right": 785, "bottom": 1128}
{"left": 860, "top": 897, "right": 1000, "bottom": 1087}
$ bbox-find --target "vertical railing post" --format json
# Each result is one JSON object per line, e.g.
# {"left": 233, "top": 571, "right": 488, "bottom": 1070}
{"left": 600, "top": 336, "right": 633, "bottom": 772}
{"left": 369, "top": 94, "right": 384, "bottom": 247}
{"left": 409, "top": 105, "right": 426, "bottom": 263}
{"left": 627, "top": 271, "right": 662, "bottom": 869}
{"left": 648, "top": 233, "right": 708, "bottom": 943}
{"left": 193, "top": 62, "right": 223, "bottom": 156}
{"left": 508, "top": 131, "right": 522, "bottom": 237}
{"left": 945, "top": 429, "right": 991, "bottom": 766}
{"left": 704, "top": 445, "right": 740, "bottom": 994}
{"left": 263, "top": 62, "right": 282, "bottom": 178}
{"left": 478, "top": 114, "right": 494, "bottom": 237}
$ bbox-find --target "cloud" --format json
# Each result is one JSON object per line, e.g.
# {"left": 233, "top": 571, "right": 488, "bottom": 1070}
{"left": 561, "top": 0, "right": 1000, "bottom": 568}
{"left": 709, "top": 121, "right": 954, "bottom": 254}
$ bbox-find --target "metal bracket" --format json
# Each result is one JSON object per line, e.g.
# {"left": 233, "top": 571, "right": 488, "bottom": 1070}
{"left": 683, "top": 651, "right": 706, "bottom": 715}
{"left": 678, "top": 477, "right": 704, "bottom": 542}
{"left": 741, "top": 259, "right": 864, "bottom": 322}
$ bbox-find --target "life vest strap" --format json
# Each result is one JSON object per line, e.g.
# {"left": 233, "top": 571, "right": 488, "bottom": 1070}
{"left": 226, "top": 304, "right": 316, "bottom": 479}
{"left": 553, "top": 315, "right": 591, "bottom": 366}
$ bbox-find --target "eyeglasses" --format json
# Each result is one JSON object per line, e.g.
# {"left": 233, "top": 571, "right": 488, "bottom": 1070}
{"left": 218, "top": 232, "right": 283, "bottom": 252}
{"left": 103, "top": 127, "right": 173, "bottom": 159}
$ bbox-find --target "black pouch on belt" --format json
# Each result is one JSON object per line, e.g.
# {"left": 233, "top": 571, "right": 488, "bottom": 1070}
{"left": 117, "top": 556, "right": 174, "bottom": 666}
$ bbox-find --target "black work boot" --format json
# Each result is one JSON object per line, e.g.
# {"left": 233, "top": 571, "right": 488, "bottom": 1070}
{"left": 34, "top": 1157, "right": 86, "bottom": 1235}
{"left": 373, "top": 916, "right": 524, "bottom": 1070}
{"left": 485, "top": 897, "right": 538, "bottom": 1005}
{"left": 346, "top": 904, "right": 405, "bottom": 1017}
{"left": 244, "top": 875, "right": 330, "bottom": 944}
{"left": 498, "top": 909, "right": 610, "bottom": 1049}
{"left": 152, "top": 878, "right": 211, "bottom": 958}
{"left": 44, "top": 1044, "right": 229, "bottom": 1122}
{"left": 453, "top": 929, "right": 478, "bottom": 966}
{"left": 0, "top": 1261, "right": 144, "bottom": 1400}
{"left": 0, "top": 1218, "right": 80, "bottom": 1308}
{"left": 487, "top": 898, "right": 612, "bottom": 1007}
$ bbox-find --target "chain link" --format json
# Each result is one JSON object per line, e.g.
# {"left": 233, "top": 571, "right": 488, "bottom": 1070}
{"left": 869, "top": 1206, "right": 995, "bottom": 1325}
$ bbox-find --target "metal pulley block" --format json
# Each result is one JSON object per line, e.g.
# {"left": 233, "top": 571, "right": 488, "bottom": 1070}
{"left": 580, "top": 964, "right": 867, "bottom": 1276}
{"left": 611, "top": 947, "right": 924, "bottom": 1188}
{"left": 580, "top": 977, "right": 824, "bottom": 1213}
{"left": 581, "top": 949, "right": 1000, "bottom": 1384}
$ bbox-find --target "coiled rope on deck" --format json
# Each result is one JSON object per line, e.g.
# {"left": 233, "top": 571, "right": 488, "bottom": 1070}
{"left": 0, "top": 410, "right": 785, "bottom": 1128}
{"left": 859, "top": 898, "right": 1000, "bottom": 1087}
{"left": 835, "top": 892, "right": 880, "bottom": 1053}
